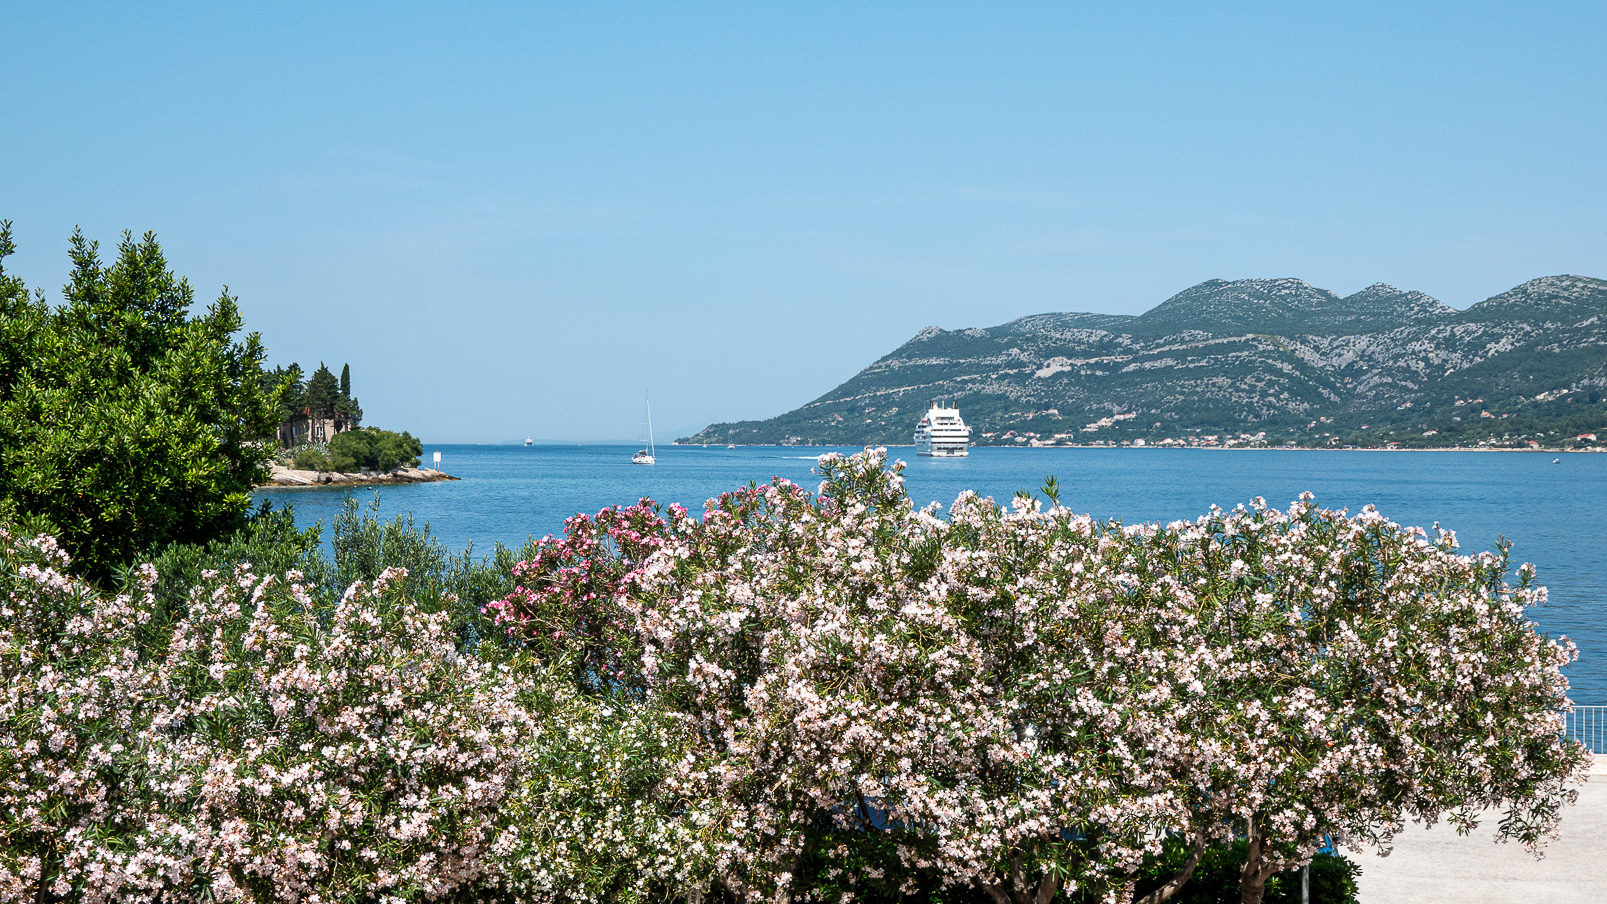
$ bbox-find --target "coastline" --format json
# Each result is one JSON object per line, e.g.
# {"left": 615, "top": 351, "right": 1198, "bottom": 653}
{"left": 258, "top": 464, "right": 460, "bottom": 488}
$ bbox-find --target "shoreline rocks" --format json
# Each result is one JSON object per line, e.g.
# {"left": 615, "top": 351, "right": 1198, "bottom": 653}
{"left": 259, "top": 464, "right": 460, "bottom": 488}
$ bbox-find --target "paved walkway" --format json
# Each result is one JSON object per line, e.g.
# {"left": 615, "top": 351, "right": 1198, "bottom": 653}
{"left": 1356, "top": 761, "right": 1606, "bottom": 903}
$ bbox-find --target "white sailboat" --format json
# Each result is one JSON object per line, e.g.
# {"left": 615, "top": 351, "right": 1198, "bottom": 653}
{"left": 632, "top": 394, "right": 656, "bottom": 465}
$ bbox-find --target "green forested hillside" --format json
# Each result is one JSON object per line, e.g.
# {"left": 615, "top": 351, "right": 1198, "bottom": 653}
{"left": 679, "top": 276, "right": 1607, "bottom": 450}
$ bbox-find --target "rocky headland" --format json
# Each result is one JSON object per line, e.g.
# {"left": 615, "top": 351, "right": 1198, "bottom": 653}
{"left": 261, "top": 464, "right": 459, "bottom": 488}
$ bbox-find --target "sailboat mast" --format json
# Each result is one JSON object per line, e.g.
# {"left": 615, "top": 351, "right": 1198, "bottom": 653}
{"left": 646, "top": 393, "right": 655, "bottom": 456}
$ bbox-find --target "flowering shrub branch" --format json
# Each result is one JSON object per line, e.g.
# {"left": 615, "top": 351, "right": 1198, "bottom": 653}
{"left": 487, "top": 500, "right": 682, "bottom": 696}
{"left": 0, "top": 528, "right": 156, "bottom": 903}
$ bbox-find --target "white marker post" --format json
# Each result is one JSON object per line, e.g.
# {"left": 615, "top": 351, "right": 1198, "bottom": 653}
{"left": 433, "top": 451, "right": 441, "bottom": 468}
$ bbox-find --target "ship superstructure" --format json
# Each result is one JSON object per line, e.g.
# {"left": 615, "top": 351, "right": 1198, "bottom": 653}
{"left": 914, "top": 401, "right": 971, "bottom": 457}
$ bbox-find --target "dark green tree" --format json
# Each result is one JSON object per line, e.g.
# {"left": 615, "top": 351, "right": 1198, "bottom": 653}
{"left": 264, "top": 363, "right": 306, "bottom": 425}
{"left": 0, "top": 222, "right": 282, "bottom": 582}
{"left": 336, "top": 393, "right": 363, "bottom": 426}
{"left": 334, "top": 361, "right": 362, "bottom": 425}
{"left": 306, "top": 362, "right": 340, "bottom": 420}
{"left": 328, "top": 428, "right": 422, "bottom": 472}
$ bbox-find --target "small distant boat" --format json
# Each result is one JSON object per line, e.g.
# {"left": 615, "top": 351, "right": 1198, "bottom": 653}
{"left": 524, "top": 437, "right": 533, "bottom": 446}
{"left": 727, "top": 444, "right": 735, "bottom": 449}
{"left": 1554, "top": 458, "right": 1561, "bottom": 463}
{"left": 632, "top": 394, "right": 656, "bottom": 465}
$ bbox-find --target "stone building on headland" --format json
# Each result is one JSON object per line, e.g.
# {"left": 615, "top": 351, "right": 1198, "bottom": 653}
{"left": 276, "top": 408, "right": 359, "bottom": 448}
{"left": 269, "top": 361, "right": 363, "bottom": 449}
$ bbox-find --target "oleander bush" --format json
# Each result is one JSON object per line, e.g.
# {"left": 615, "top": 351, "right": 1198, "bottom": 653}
{"left": 0, "top": 528, "right": 155, "bottom": 904}
{"left": 0, "top": 449, "right": 1590, "bottom": 904}
{"left": 492, "top": 449, "right": 1589, "bottom": 904}
{"left": 137, "top": 564, "right": 535, "bottom": 904}
{"left": 137, "top": 504, "right": 326, "bottom": 639}
{"left": 0, "top": 525, "right": 540, "bottom": 904}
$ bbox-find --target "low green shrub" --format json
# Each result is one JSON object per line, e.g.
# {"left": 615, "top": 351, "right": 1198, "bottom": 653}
{"left": 292, "top": 448, "right": 332, "bottom": 470}
{"left": 136, "top": 502, "right": 328, "bottom": 632}
{"left": 327, "top": 494, "right": 541, "bottom": 651}
{"left": 278, "top": 440, "right": 328, "bottom": 465}
{"left": 328, "top": 426, "right": 422, "bottom": 472}
{"left": 140, "top": 493, "right": 539, "bottom": 657}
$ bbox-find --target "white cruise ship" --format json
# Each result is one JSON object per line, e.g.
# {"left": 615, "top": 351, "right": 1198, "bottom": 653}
{"left": 914, "top": 401, "right": 972, "bottom": 457}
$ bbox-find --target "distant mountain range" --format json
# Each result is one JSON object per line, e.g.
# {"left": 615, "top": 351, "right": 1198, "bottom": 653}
{"left": 678, "top": 275, "right": 1607, "bottom": 450}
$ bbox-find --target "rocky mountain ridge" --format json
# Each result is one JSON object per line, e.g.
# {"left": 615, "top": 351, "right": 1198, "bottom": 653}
{"left": 680, "top": 275, "right": 1607, "bottom": 449}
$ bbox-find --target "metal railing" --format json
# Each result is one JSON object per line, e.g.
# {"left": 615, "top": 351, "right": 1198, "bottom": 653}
{"left": 1565, "top": 705, "right": 1607, "bottom": 754}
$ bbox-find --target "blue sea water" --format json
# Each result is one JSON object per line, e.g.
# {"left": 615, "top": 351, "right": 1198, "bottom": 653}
{"left": 256, "top": 444, "right": 1607, "bottom": 702}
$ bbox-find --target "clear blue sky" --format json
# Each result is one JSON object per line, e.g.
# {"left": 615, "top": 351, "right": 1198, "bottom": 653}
{"left": 4, "top": 2, "right": 1603, "bottom": 442}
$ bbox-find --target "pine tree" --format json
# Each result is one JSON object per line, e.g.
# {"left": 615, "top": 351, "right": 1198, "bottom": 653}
{"left": 266, "top": 364, "right": 305, "bottom": 422}
{"left": 306, "top": 363, "right": 340, "bottom": 420}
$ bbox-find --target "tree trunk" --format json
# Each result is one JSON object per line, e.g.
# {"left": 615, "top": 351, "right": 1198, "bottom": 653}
{"left": 1135, "top": 832, "right": 1209, "bottom": 904}
{"left": 1238, "top": 822, "right": 1276, "bottom": 904}
{"left": 1029, "top": 875, "right": 1061, "bottom": 904}
{"left": 977, "top": 878, "right": 1012, "bottom": 904}
{"left": 974, "top": 853, "right": 1062, "bottom": 904}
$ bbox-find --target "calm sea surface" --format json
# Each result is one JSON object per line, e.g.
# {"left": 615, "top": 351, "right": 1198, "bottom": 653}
{"left": 256, "top": 445, "right": 1607, "bottom": 702}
